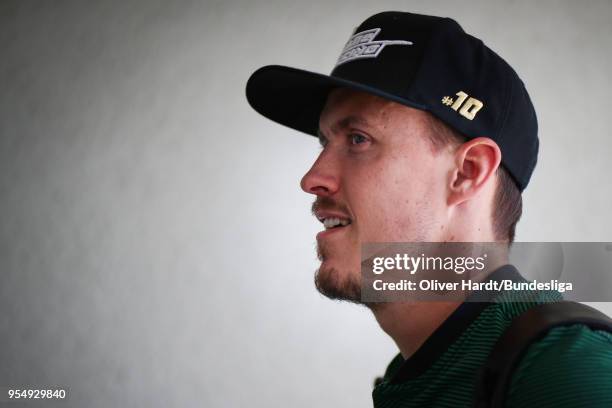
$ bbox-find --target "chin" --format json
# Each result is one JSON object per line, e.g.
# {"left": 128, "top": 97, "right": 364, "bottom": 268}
{"left": 314, "top": 261, "right": 362, "bottom": 304}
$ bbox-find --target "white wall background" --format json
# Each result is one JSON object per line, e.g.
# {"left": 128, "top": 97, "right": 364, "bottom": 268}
{"left": 0, "top": 0, "right": 610, "bottom": 407}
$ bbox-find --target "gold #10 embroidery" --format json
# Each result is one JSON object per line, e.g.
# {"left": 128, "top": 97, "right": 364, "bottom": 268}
{"left": 441, "top": 91, "right": 483, "bottom": 120}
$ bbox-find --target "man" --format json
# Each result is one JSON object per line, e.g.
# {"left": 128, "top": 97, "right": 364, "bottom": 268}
{"left": 246, "top": 11, "right": 612, "bottom": 407}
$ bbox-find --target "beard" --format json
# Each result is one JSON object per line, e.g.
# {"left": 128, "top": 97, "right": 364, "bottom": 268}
{"left": 314, "top": 238, "right": 363, "bottom": 305}
{"left": 314, "top": 265, "right": 363, "bottom": 304}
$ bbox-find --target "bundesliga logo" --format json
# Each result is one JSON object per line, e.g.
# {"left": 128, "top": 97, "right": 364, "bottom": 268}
{"left": 335, "top": 28, "right": 413, "bottom": 67}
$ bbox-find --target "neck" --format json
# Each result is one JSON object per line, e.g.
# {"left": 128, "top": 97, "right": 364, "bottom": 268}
{"left": 371, "top": 301, "right": 461, "bottom": 359}
{"left": 370, "top": 256, "right": 509, "bottom": 359}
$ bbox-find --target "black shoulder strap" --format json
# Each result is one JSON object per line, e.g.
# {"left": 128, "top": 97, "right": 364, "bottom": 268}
{"left": 473, "top": 301, "right": 612, "bottom": 408}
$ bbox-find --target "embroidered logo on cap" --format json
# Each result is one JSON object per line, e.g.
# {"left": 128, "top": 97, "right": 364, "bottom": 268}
{"left": 335, "top": 28, "right": 413, "bottom": 67}
{"left": 441, "top": 91, "right": 484, "bottom": 120}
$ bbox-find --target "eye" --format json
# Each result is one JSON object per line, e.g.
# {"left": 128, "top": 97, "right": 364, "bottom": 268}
{"left": 350, "top": 133, "right": 369, "bottom": 145}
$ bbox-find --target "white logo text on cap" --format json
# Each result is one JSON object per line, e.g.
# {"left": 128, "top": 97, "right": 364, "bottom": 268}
{"left": 335, "top": 28, "right": 413, "bottom": 67}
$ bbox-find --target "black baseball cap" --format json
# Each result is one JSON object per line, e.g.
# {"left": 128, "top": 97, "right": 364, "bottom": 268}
{"left": 246, "top": 11, "right": 538, "bottom": 191}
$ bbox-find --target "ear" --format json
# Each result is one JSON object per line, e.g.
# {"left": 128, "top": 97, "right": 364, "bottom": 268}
{"left": 447, "top": 137, "right": 502, "bottom": 207}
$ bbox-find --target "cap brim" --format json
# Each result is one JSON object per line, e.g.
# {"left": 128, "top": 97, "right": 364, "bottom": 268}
{"left": 245, "top": 65, "right": 427, "bottom": 137}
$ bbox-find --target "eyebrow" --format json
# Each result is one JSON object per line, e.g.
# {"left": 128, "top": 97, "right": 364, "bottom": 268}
{"left": 317, "top": 115, "right": 371, "bottom": 145}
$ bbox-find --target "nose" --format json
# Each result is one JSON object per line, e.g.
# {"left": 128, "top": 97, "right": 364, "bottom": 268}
{"left": 300, "top": 150, "right": 340, "bottom": 196}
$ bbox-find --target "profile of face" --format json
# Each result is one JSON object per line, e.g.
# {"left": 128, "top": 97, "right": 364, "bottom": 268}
{"left": 300, "top": 88, "right": 458, "bottom": 304}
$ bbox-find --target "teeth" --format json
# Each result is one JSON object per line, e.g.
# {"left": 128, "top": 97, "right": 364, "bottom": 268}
{"left": 323, "top": 218, "right": 338, "bottom": 229}
{"left": 322, "top": 217, "right": 351, "bottom": 229}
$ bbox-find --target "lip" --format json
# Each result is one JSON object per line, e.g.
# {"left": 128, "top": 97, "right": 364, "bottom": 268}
{"left": 316, "top": 223, "right": 351, "bottom": 240}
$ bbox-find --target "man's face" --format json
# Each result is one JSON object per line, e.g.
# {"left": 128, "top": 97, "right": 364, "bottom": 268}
{"left": 301, "top": 88, "right": 455, "bottom": 303}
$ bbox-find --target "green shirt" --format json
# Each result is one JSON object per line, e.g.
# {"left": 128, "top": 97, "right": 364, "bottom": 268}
{"left": 372, "top": 265, "right": 612, "bottom": 408}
